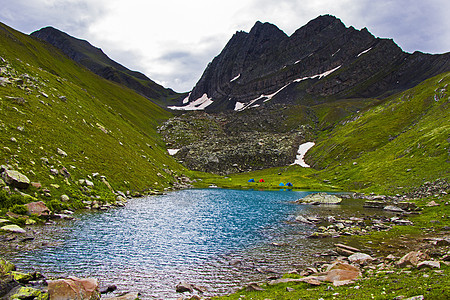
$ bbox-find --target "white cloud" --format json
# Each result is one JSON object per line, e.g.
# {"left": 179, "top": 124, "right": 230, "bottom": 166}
{"left": 1, "top": 0, "right": 449, "bottom": 92}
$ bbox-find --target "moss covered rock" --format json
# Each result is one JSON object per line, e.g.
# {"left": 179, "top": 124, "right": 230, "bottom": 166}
{"left": 9, "top": 286, "right": 48, "bottom": 300}
{"left": 0, "top": 257, "right": 16, "bottom": 275}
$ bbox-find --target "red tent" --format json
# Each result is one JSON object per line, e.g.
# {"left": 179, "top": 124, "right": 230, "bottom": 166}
{"left": 259, "top": 179, "right": 265, "bottom": 182}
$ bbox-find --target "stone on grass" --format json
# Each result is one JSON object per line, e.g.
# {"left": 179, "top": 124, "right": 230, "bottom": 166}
{"left": 417, "top": 261, "right": 440, "bottom": 269}
{"left": 348, "top": 253, "right": 374, "bottom": 265}
{"left": 25, "top": 201, "right": 50, "bottom": 216}
{"left": 2, "top": 170, "right": 30, "bottom": 189}
{"left": 397, "top": 251, "right": 429, "bottom": 267}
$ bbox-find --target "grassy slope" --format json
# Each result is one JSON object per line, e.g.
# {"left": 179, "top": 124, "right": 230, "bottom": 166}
{"left": 0, "top": 22, "right": 187, "bottom": 208}
{"left": 305, "top": 72, "right": 450, "bottom": 194}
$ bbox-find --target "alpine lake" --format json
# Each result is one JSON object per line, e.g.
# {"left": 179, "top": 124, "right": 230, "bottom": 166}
{"left": 1, "top": 188, "right": 394, "bottom": 299}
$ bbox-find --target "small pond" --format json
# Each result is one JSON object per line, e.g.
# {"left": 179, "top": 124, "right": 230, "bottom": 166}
{"left": 2, "top": 189, "right": 386, "bottom": 299}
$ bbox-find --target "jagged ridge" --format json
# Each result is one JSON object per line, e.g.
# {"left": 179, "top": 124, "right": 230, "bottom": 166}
{"left": 180, "top": 15, "right": 450, "bottom": 112}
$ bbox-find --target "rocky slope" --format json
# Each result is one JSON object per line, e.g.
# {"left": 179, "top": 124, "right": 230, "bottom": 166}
{"left": 174, "top": 15, "right": 450, "bottom": 112}
{"left": 31, "top": 27, "right": 184, "bottom": 107}
{"left": 159, "top": 107, "right": 315, "bottom": 174}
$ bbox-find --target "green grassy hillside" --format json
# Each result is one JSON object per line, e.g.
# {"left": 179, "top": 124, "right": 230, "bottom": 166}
{"left": 306, "top": 72, "right": 450, "bottom": 193}
{"left": 0, "top": 22, "right": 188, "bottom": 211}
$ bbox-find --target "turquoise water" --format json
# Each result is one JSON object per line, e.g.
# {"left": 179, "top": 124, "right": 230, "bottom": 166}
{"left": 7, "top": 189, "right": 364, "bottom": 299}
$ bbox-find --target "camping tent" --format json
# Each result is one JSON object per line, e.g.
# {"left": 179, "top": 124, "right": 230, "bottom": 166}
{"left": 279, "top": 183, "right": 284, "bottom": 186}
{"left": 248, "top": 178, "right": 255, "bottom": 182}
{"left": 259, "top": 179, "right": 265, "bottom": 183}
{"left": 286, "top": 182, "right": 293, "bottom": 187}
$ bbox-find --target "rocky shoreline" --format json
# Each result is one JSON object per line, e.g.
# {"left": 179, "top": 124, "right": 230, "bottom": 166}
{"left": 1, "top": 180, "right": 448, "bottom": 299}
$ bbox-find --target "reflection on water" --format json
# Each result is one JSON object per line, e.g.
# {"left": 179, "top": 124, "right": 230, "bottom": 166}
{"left": 3, "top": 189, "right": 379, "bottom": 299}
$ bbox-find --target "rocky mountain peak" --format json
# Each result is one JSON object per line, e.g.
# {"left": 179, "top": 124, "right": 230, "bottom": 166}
{"left": 173, "top": 15, "right": 450, "bottom": 112}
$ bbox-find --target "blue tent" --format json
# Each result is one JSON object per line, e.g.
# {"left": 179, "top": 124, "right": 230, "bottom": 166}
{"left": 248, "top": 178, "right": 255, "bottom": 182}
{"left": 286, "top": 182, "right": 293, "bottom": 187}
{"left": 279, "top": 183, "right": 284, "bottom": 186}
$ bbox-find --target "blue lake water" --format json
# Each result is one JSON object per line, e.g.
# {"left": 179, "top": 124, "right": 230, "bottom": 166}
{"left": 4, "top": 189, "right": 372, "bottom": 299}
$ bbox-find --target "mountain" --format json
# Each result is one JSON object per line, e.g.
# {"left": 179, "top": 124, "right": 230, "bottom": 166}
{"left": 0, "top": 21, "right": 191, "bottom": 212}
{"left": 31, "top": 26, "right": 184, "bottom": 107}
{"left": 173, "top": 15, "right": 450, "bottom": 112}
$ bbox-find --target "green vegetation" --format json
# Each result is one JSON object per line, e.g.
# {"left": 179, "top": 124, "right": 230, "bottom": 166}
{"left": 0, "top": 22, "right": 189, "bottom": 211}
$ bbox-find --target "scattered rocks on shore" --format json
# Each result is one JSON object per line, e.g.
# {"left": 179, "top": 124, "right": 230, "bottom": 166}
{"left": 0, "top": 257, "right": 140, "bottom": 300}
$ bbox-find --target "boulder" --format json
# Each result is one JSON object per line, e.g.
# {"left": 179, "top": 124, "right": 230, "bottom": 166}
{"left": 7, "top": 286, "right": 48, "bottom": 300}
{"left": 176, "top": 282, "right": 193, "bottom": 293}
{"left": 297, "top": 193, "right": 342, "bottom": 204}
{"left": 1, "top": 225, "right": 26, "bottom": 234}
{"left": 348, "top": 253, "right": 374, "bottom": 265}
{"left": 324, "top": 262, "right": 361, "bottom": 285}
{"left": 397, "top": 251, "right": 429, "bottom": 267}
{"left": 0, "top": 276, "right": 20, "bottom": 298}
{"left": 417, "top": 261, "right": 440, "bottom": 269}
{"left": 2, "top": 170, "right": 30, "bottom": 189}
{"left": 25, "top": 201, "right": 50, "bottom": 216}
{"left": 47, "top": 277, "right": 99, "bottom": 300}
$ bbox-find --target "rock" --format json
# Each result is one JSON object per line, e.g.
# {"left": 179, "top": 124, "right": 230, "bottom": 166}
{"left": 61, "top": 194, "right": 70, "bottom": 202}
{"left": 384, "top": 205, "right": 405, "bottom": 213}
{"left": 8, "top": 286, "right": 48, "bottom": 300}
{"left": 10, "top": 271, "right": 35, "bottom": 284}
{"left": 335, "top": 243, "right": 360, "bottom": 253}
{"left": 2, "top": 170, "right": 30, "bottom": 189}
{"left": 297, "top": 193, "right": 342, "bottom": 204}
{"left": 324, "top": 262, "right": 362, "bottom": 285}
{"left": 435, "top": 237, "right": 450, "bottom": 246}
{"left": 1, "top": 225, "right": 26, "bottom": 233}
{"left": 100, "top": 284, "right": 118, "bottom": 294}
{"left": 0, "top": 257, "right": 16, "bottom": 275}
{"left": 245, "top": 283, "right": 265, "bottom": 291}
{"left": 79, "top": 179, "right": 94, "bottom": 187}
{"left": 397, "top": 251, "right": 429, "bottom": 267}
{"left": 47, "top": 277, "right": 99, "bottom": 300}
{"left": 348, "top": 253, "right": 374, "bottom": 265}
{"left": 103, "top": 292, "right": 140, "bottom": 300}
{"left": 57, "top": 148, "right": 67, "bottom": 157}
{"left": 286, "top": 287, "right": 295, "bottom": 292}
{"left": 0, "top": 276, "right": 20, "bottom": 298}
{"left": 404, "top": 296, "right": 424, "bottom": 300}
{"left": 25, "top": 201, "right": 50, "bottom": 216}
{"left": 426, "top": 200, "right": 439, "bottom": 207}
{"left": 417, "top": 261, "right": 440, "bottom": 269}
{"left": 295, "top": 215, "right": 314, "bottom": 224}
{"left": 176, "top": 282, "right": 193, "bottom": 293}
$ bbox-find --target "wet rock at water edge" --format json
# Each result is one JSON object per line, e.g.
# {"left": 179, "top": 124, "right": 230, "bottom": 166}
{"left": 1, "top": 225, "right": 26, "bottom": 234}
{"left": 296, "top": 193, "right": 342, "bottom": 204}
{"left": 47, "top": 277, "right": 99, "bottom": 300}
{"left": 25, "top": 201, "right": 50, "bottom": 216}
{"left": 176, "top": 282, "right": 193, "bottom": 293}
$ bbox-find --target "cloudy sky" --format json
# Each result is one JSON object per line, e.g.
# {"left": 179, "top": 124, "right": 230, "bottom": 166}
{"left": 1, "top": 0, "right": 449, "bottom": 92}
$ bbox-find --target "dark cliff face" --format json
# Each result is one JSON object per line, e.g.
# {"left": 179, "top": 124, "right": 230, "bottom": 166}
{"left": 31, "top": 27, "right": 181, "bottom": 104}
{"left": 184, "top": 15, "right": 450, "bottom": 112}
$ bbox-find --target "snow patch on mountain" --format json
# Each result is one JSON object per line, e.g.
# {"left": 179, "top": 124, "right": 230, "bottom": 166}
{"left": 168, "top": 93, "right": 213, "bottom": 111}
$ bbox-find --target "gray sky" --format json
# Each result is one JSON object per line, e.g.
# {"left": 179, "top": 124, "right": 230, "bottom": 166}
{"left": 1, "top": 0, "right": 449, "bottom": 92}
